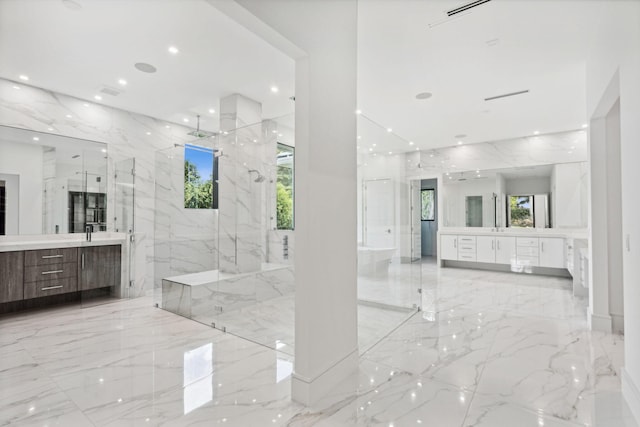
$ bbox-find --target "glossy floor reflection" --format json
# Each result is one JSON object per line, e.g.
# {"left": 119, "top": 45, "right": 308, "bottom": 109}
{"left": 0, "top": 260, "right": 636, "bottom": 426}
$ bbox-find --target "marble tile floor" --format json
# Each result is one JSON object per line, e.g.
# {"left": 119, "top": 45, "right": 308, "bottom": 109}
{"left": 208, "top": 295, "right": 415, "bottom": 356}
{"left": 0, "top": 262, "right": 636, "bottom": 427}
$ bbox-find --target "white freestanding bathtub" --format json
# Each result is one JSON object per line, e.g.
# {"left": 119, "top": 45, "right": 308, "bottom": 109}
{"left": 358, "top": 246, "right": 396, "bottom": 276}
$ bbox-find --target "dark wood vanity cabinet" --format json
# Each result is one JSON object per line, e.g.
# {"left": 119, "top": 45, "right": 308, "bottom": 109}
{"left": 0, "top": 251, "right": 24, "bottom": 303}
{"left": 0, "top": 244, "right": 121, "bottom": 309}
{"left": 78, "top": 245, "right": 121, "bottom": 290}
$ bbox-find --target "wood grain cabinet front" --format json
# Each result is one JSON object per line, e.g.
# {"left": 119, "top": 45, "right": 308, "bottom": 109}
{"left": 0, "top": 251, "right": 24, "bottom": 303}
{"left": 78, "top": 245, "right": 121, "bottom": 291}
{"left": 24, "top": 248, "right": 78, "bottom": 267}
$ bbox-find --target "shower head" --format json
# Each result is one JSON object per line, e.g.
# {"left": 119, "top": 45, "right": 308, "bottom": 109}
{"left": 248, "top": 169, "right": 266, "bottom": 183}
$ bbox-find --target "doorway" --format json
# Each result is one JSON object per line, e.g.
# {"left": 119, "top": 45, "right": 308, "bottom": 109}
{"left": 421, "top": 178, "right": 438, "bottom": 258}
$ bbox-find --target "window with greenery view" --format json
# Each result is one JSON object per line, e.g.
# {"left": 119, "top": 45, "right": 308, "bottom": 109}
{"left": 509, "top": 195, "right": 533, "bottom": 227}
{"left": 421, "top": 189, "right": 435, "bottom": 221}
{"left": 276, "top": 143, "right": 294, "bottom": 229}
{"left": 184, "top": 144, "right": 218, "bottom": 209}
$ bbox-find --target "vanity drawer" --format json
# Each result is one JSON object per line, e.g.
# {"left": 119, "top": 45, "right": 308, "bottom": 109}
{"left": 24, "top": 248, "right": 78, "bottom": 267}
{"left": 516, "top": 237, "right": 538, "bottom": 248}
{"left": 458, "top": 236, "right": 477, "bottom": 244}
{"left": 24, "top": 262, "right": 77, "bottom": 283}
{"left": 517, "top": 246, "right": 539, "bottom": 257}
{"left": 458, "top": 253, "right": 477, "bottom": 262}
{"left": 517, "top": 255, "right": 539, "bottom": 267}
{"left": 24, "top": 277, "right": 78, "bottom": 299}
{"left": 458, "top": 244, "right": 476, "bottom": 253}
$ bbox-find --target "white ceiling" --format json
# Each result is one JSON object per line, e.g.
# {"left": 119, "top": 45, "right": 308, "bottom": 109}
{"left": 357, "top": 0, "right": 596, "bottom": 151}
{"left": 0, "top": 0, "right": 295, "bottom": 132}
{"left": 1, "top": 0, "right": 598, "bottom": 152}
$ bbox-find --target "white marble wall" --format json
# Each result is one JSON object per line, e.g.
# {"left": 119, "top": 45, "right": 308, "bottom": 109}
{"left": 267, "top": 229, "right": 295, "bottom": 265}
{"left": 0, "top": 78, "right": 198, "bottom": 297}
{"left": 218, "top": 94, "right": 263, "bottom": 274}
{"left": 41, "top": 147, "right": 56, "bottom": 233}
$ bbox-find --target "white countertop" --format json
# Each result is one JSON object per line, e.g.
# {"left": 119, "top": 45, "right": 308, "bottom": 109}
{"left": 438, "top": 227, "right": 588, "bottom": 240}
{"left": 0, "top": 232, "right": 128, "bottom": 252}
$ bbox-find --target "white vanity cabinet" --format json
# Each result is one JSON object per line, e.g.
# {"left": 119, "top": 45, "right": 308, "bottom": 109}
{"left": 476, "top": 236, "right": 496, "bottom": 263}
{"left": 539, "top": 237, "right": 565, "bottom": 268}
{"left": 495, "top": 236, "right": 516, "bottom": 265}
{"left": 441, "top": 235, "right": 459, "bottom": 261}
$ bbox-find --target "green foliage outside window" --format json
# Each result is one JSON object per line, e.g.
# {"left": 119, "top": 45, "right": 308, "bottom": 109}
{"left": 509, "top": 195, "right": 533, "bottom": 227}
{"left": 276, "top": 143, "right": 294, "bottom": 229}
{"left": 184, "top": 144, "right": 217, "bottom": 209}
{"left": 421, "top": 189, "right": 435, "bottom": 221}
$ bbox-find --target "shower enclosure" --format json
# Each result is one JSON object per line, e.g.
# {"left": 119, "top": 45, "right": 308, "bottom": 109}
{"left": 154, "top": 111, "right": 421, "bottom": 355}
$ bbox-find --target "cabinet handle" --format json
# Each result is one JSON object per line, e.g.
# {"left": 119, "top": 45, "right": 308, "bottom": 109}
{"left": 81, "top": 253, "right": 85, "bottom": 270}
{"left": 42, "top": 285, "right": 63, "bottom": 291}
{"left": 492, "top": 240, "right": 495, "bottom": 250}
{"left": 497, "top": 240, "right": 501, "bottom": 250}
{"left": 41, "top": 270, "right": 63, "bottom": 275}
{"left": 454, "top": 239, "right": 457, "bottom": 248}
{"left": 42, "top": 254, "right": 64, "bottom": 259}
{"left": 541, "top": 242, "right": 545, "bottom": 252}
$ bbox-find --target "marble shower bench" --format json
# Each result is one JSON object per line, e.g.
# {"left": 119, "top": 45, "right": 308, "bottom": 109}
{"left": 161, "top": 263, "right": 294, "bottom": 324}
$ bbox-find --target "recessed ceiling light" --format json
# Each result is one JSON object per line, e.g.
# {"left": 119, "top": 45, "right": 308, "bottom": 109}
{"left": 457, "top": 141, "right": 463, "bottom": 145}
{"left": 388, "top": 151, "right": 393, "bottom": 155}
{"left": 12, "top": 85, "right": 20, "bottom": 90}
{"left": 357, "top": 135, "right": 362, "bottom": 139}
{"left": 146, "top": 131, "right": 151, "bottom": 136}
{"left": 372, "top": 143, "right": 376, "bottom": 147}
{"left": 209, "top": 108, "right": 215, "bottom": 114}
{"left": 47, "top": 127, "right": 53, "bottom": 131}
{"left": 446, "top": 172, "right": 450, "bottom": 176}
{"left": 369, "top": 148, "right": 373, "bottom": 152}
{"left": 94, "top": 95, "right": 102, "bottom": 101}
{"left": 409, "top": 141, "right": 414, "bottom": 145}
{"left": 183, "top": 118, "right": 189, "bottom": 123}
{"left": 387, "top": 128, "right": 392, "bottom": 133}
{"left": 83, "top": 103, "right": 89, "bottom": 107}
{"left": 278, "top": 133, "right": 283, "bottom": 137}
{"left": 32, "top": 136, "right": 39, "bottom": 141}
{"left": 66, "top": 114, "right": 72, "bottom": 118}
{"left": 533, "top": 131, "right": 540, "bottom": 135}
{"left": 416, "top": 147, "right": 419, "bottom": 151}
{"left": 272, "top": 130, "right": 277, "bottom": 134}
{"left": 118, "top": 79, "right": 127, "bottom": 86}
{"left": 168, "top": 46, "right": 179, "bottom": 55}
{"left": 582, "top": 123, "right": 588, "bottom": 128}
{"left": 355, "top": 109, "right": 362, "bottom": 115}
{"left": 165, "top": 125, "right": 171, "bottom": 129}
{"left": 476, "top": 170, "right": 479, "bottom": 173}
{"left": 19, "top": 75, "right": 29, "bottom": 81}
{"left": 430, "top": 154, "right": 434, "bottom": 157}
{"left": 270, "top": 86, "right": 279, "bottom": 93}
{"left": 134, "top": 62, "right": 157, "bottom": 73}
{"left": 415, "top": 92, "right": 432, "bottom": 100}
{"left": 101, "top": 148, "right": 107, "bottom": 153}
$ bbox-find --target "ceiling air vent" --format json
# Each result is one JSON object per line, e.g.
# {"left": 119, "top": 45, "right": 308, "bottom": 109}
{"left": 100, "top": 86, "right": 122, "bottom": 97}
{"left": 447, "top": 0, "right": 492, "bottom": 17}
{"left": 484, "top": 90, "right": 529, "bottom": 102}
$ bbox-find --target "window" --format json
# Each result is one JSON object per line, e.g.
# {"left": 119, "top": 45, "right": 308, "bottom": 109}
{"left": 184, "top": 144, "right": 218, "bottom": 209}
{"left": 276, "top": 143, "right": 294, "bottom": 229}
{"left": 508, "top": 195, "right": 534, "bottom": 228}
{"left": 421, "top": 189, "right": 435, "bottom": 221}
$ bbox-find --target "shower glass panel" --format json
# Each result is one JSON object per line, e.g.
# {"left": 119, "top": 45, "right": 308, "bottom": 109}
{"left": 114, "top": 158, "right": 136, "bottom": 298}
{"left": 154, "top": 114, "right": 295, "bottom": 354}
{"left": 357, "top": 114, "right": 421, "bottom": 352}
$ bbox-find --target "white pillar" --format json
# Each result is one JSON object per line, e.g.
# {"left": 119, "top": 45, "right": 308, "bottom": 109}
{"left": 209, "top": 0, "right": 359, "bottom": 406}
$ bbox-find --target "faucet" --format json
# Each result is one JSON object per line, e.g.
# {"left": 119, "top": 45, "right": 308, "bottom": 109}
{"left": 85, "top": 225, "right": 93, "bottom": 242}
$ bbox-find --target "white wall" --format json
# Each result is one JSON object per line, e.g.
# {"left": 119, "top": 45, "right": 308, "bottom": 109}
{"left": 585, "top": 1, "right": 640, "bottom": 421}
{"left": 0, "top": 140, "right": 43, "bottom": 234}
{"left": 552, "top": 162, "right": 589, "bottom": 228}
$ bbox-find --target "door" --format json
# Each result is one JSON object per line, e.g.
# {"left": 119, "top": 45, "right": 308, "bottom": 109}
{"left": 364, "top": 179, "right": 395, "bottom": 248}
{"left": 495, "top": 236, "right": 516, "bottom": 265}
{"left": 114, "top": 158, "right": 136, "bottom": 298}
{"left": 80, "top": 245, "right": 122, "bottom": 306}
{"left": 539, "top": 237, "right": 565, "bottom": 268}
{"left": 476, "top": 236, "right": 496, "bottom": 263}
{"left": 440, "top": 235, "right": 458, "bottom": 260}
{"left": 465, "top": 196, "right": 483, "bottom": 227}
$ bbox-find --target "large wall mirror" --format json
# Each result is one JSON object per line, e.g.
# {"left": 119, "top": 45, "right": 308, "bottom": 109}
{"left": 0, "top": 125, "right": 108, "bottom": 236}
{"left": 442, "top": 161, "right": 588, "bottom": 229}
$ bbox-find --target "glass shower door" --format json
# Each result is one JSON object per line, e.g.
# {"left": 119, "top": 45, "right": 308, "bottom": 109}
{"left": 114, "top": 158, "right": 135, "bottom": 298}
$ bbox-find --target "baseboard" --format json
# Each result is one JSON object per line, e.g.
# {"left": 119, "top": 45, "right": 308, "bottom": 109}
{"left": 622, "top": 367, "right": 640, "bottom": 424}
{"left": 292, "top": 348, "right": 358, "bottom": 406}
{"left": 588, "top": 308, "right": 612, "bottom": 332}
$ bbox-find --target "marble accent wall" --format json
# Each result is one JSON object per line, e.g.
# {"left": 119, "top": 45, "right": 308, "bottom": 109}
{"left": 0, "top": 78, "right": 198, "bottom": 297}
{"left": 218, "top": 94, "right": 263, "bottom": 274}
